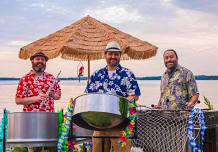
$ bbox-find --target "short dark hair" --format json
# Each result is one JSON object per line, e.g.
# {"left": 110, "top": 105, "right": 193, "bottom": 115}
{"left": 163, "top": 49, "right": 178, "bottom": 58}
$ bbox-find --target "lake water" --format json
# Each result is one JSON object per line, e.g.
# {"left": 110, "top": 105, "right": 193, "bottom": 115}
{"left": 0, "top": 80, "right": 217, "bottom": 112}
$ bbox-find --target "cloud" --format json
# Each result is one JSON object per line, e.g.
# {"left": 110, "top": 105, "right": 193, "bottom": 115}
{"left": 172, "top": 0, "right": 218, "bottom": 15}
{"left": 29, "top": 2, "right": 71, "bottom": 16}
{"left": 170, "top": 7, "right": 218, "bottom": 33}
{"left": 161, "top": 0, "right": 172, "bottom": 2}
{"left": 0, "top": 40, "right": 30, "bottom": 47}
{"left": 0, "top": 18, "right": 5, "bottom": 24}
{"left": 0, "top": 40, "right": 31, "bottom": 55}
{"left": 9, "top": 40, "right": 30, "bottom": 46}
{"left": 128, "top": 2, "right": 218, "bottom": 46}
{"left": 82, "top": 4, "right": 143, "bottom": 24}
{"left": 0, "top": 54, "right": 11, "bottom": 60}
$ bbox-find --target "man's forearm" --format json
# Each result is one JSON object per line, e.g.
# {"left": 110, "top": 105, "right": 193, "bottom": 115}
{"left": 189, "top": 94, "right": 199, "bottom": 104}
{"left": 186, "top": 94, "right": 199, "bottom": 108}
{"left": 15, "top": 97, "right": 36, "bottom": 105}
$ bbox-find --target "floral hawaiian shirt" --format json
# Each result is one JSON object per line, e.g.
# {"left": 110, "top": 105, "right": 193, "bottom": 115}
{"left": 16, "top": 70, "right": 61, "bottom": 112}
{"left": 160, "top": 65, "right": 199, "bottom": 109}
{"left": 85, "top": 64, "right": 141, "bottom": 98}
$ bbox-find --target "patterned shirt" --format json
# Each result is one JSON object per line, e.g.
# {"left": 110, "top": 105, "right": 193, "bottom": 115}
{"left": 16, "top": 70, "right": 61, "bottom": 112}
{"left": 85, "top": 64, "right": 141, "bottom": 98}
{"left": 160, "top": 65, "right": 199, "bottom": 109}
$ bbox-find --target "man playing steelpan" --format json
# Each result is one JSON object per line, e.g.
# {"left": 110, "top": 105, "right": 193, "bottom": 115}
{"left": 85, "top": 41, "right": 141, "bottom": 152}
{"left": 15, "top": 51, "right": 61, "bottom": 152}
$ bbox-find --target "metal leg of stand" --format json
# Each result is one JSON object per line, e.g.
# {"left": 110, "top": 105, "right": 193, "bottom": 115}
{"left": 3, "top": 109, "right": 6, "bottom": 152}
{"left": 135, "top": 112, "right": 138, "bottom": 139}
{"left": 101, "top": 137, "right": 105, "bottom": 152}
{"left": 83, "top": 143, "right": 87, "bottom": 152}
{"left": 199, "top": 129, "right": 202, "bottom": 150}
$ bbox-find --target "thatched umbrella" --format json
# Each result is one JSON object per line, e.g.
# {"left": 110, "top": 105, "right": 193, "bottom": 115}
{"left": 19, "top": 15, "right": 158, "bottom": 80}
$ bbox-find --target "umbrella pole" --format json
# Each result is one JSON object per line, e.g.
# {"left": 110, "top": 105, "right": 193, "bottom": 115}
{"left": 87, "top": 57, "right": 90, "bottom": 84}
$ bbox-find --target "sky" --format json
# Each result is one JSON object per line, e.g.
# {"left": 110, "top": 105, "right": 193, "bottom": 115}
{"left": 0, "top": 0, "right": 218, "bottom": 78}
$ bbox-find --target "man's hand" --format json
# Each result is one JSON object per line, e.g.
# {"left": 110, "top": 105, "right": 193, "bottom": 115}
{"left": 49, "top": 88, "right": 55, "bottom": 98}
{"left": 186, "top": 101, "right": 195, "bottom": 109}
{"left": 153, "top": 104, "right": 161, "bottom": 109}
{"left": 49, "top": 88, "right": 61, "bottom": 100}
{"left": 186, "top": 94, "right": 199, "bottom": 109}
{"left": 15, "top": 93, "right": 47, "bottom": 105}
{"left": 127, "top": 95, "right": 139, "bottom": 101}
{"left": 34, "top": 94, "right": 47, "bottom": 102}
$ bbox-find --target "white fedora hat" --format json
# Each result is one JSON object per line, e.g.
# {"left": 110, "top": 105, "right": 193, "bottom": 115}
{"left": 105, "top": 41, "right": 123, "bottom": 53}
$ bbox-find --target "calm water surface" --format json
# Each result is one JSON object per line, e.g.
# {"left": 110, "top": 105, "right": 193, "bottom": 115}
{"left": 0, "top": 80, "right": 217, "bottom": 112}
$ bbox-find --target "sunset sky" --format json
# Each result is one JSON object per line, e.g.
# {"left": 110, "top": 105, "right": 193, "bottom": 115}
{"left": 1, "top": 0, "right": 218, "bottom": 77}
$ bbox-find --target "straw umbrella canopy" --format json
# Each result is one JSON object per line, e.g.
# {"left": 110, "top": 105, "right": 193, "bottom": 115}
{"left": 19, "top": 15, "right": 158, "bottom": 80}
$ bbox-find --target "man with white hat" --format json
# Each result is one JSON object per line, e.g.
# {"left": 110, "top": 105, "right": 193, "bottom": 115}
{"left": 85, "top": 41, "right": 141, "bottom": 152}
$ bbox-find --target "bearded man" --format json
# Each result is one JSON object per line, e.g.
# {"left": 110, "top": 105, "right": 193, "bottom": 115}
{"left": 15, "top": 51, "right": 61, "bottom": 112}
{"left": 15, "top": 52, "right": 61, "bottom": 152}
{"left": 154, "top": 49, "right": 199, "bottom": 109}
{"left": 85, "top": 41, "right": 141, "bottom": 152}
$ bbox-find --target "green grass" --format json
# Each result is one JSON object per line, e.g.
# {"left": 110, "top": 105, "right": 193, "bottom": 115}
{"left": 12, "top": 147, "right": 28, "bottom": 152}
{"left": 203, "top": 96, "right": 214, "bottom": 110}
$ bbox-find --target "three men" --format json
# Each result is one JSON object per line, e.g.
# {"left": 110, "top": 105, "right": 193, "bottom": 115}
{"left": 85, "top": 41, "right": 141, "bottom": 152}
{"left": 15, "top": 46, "right": 199, "bottom": 151}
{"left": 155, "top": 49, "right": 199, "bottom": 109}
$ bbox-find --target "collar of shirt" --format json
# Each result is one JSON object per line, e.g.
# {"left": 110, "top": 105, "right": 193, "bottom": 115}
{"left": 29, "top": 70, "right": 45, "bottom": 78}
{"left": 103, "top": 64, "right": 122, "bottom": 76}
{"left": 108, "top": 70, "right": 116, "bottom": 79}
{"left": 164, "top": 64, "right": 182, "bottom": 76}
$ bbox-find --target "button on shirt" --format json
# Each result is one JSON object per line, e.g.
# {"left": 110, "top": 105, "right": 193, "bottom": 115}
{"left": 16, "top": 70, "right": 61, "bottom": 112}
{"left": 85, "top": 65, "right": 141, "bottom": 98}
{"left": 160, "top": 65, "right": 199, "bottom": 109}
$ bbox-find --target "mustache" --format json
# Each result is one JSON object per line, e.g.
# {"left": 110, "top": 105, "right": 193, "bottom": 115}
{"left": 36, "top": 62, "right": 45, "bottom": 66}
{"left": 166, "top": 62, "right": 174, "bottom": 64}
{"left": 109, "top": 58, "right": 117, "bottom": 61}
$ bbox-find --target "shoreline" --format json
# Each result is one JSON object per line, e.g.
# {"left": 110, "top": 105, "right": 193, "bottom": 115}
{"left": 1, "top": 75, "right": 218, "bottom": 81}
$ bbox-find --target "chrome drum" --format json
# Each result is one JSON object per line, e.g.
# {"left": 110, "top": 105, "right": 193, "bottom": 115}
{"left": 72, "top": 93, "right": 130, "bottom": 130}
{"left": 7, "top": 112, "right": 58, "bottom": 147}
{"left": 72, "top": 124, "right": 93, "bottom": 142}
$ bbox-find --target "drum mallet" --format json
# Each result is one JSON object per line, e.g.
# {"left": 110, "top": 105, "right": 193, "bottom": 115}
{"left": 39, "top": 70, "right": 61, "bottom": 109}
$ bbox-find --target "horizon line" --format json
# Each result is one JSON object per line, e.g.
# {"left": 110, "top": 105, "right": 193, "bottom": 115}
{"left": 0, "top": 75, "right": 218, "bottom": 80}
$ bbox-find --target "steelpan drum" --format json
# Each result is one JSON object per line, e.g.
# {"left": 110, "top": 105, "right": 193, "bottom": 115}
{"left": 72, "top": 124, "right": 93, "bottom": 142}
{"left": 72, "top": 93, "right": 130, "bottom": 131}
{"left": 7, "top": 112, "right": 58, "bottom": 147}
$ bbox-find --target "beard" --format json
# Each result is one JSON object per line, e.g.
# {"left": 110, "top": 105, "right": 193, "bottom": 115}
{"left": 106, "top": 58, "right": 120, "bottom": 67}
{"left": 32, "top": 62, "right": 46, "bottom": 72}
{"left": 165, "top": 61, "right": 177, "bottom": 72}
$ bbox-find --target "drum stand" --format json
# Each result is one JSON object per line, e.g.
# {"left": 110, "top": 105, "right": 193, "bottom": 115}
{"left": 72, "top": 118, "right": 138, "bottom": 152}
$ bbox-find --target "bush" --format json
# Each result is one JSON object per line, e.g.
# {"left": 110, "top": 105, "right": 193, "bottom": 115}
{"left": 12, "top": 147, "right": 28, "bottom": 152}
